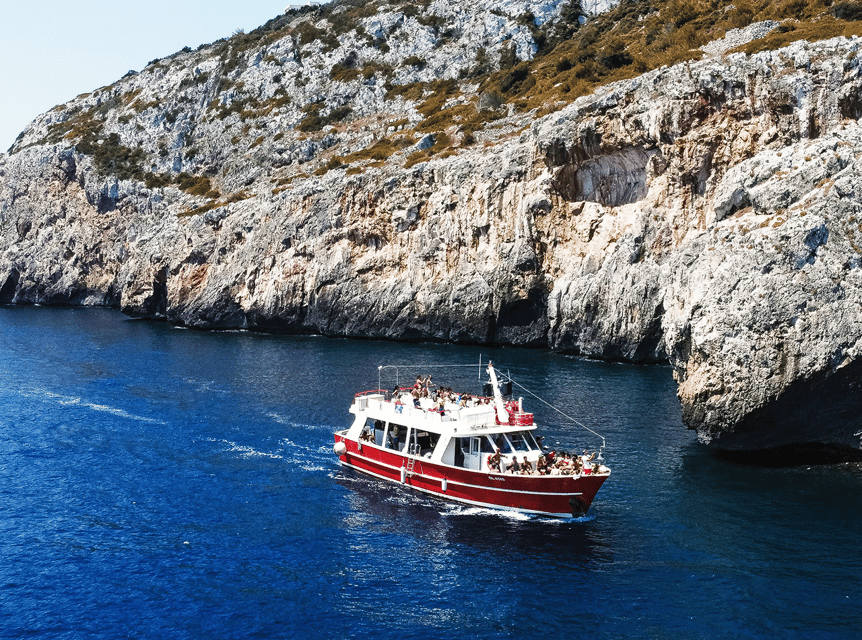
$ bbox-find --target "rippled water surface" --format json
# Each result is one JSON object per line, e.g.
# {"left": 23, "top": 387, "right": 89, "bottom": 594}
{"left": 0, "top": 307, "right": 859, "bottom": 639}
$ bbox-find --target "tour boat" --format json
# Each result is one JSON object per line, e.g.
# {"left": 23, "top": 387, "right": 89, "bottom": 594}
{"left": 333, "top": 361, "right": 610, "bottom": 518}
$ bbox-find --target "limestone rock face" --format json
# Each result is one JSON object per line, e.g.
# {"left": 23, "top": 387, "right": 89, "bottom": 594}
{"left": 3, "top": 0, "right": 862, "bottom": 456}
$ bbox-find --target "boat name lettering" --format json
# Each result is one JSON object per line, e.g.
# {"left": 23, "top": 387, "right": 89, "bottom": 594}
{"left": 488, "top": 476, "right": 506, "bottom": 482}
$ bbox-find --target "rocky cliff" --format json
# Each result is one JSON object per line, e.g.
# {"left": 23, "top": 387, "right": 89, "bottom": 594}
{"left": 3, "top": 0, "right": 862, "bottom": 458}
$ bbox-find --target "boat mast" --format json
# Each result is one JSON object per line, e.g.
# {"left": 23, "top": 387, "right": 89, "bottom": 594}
{"left": 486, "top": 362, "right": 510, "bottom": 424}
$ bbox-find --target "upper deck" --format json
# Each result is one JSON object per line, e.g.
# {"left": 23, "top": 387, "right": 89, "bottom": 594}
{"left": 350, "top": 390, "right": 535, "bottom": 435}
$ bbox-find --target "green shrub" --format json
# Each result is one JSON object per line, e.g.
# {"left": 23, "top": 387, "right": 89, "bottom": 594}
{"left": 77, "top": 132, "right": 146, "bottom": 181}
{"left": 144, "top": 172, "right": 173, "bottom": 189}
{"left": 297, "top": 113, "right": 324, "bottom": 132}
{"left": 326, "top": 105, "right": 353, "bottom": 123}
{"left": 330, "top": 64, "right": 362, "bottom": 82}
{"left": 834, "top": 2, "right": 862, "bottom": 20}
{"left": 176, "top": 173, "right": 217, "bottom": 197}
{"left": 315, "top": 157, "right": 344, "bottom": 175}
{"left": 294, "top": 20, "right": 339, "bottom": 51}
{"left": 403, "top": 55, "right": 426, "bottom": 68}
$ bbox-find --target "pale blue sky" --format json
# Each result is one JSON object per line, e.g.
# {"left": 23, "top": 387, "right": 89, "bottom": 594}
{"left": 0, "top": 1, "right": 316, "bottom": 152}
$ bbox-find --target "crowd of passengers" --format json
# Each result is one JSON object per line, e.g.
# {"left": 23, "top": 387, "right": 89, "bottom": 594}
{"left": 486, "top": 448, "right": 600, "bottom": 476}
{"left": 386, "top": 374, "right": 491, "bottom": 413}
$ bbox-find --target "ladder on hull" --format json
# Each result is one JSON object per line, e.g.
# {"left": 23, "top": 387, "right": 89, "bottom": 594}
{"left": 405, "top": 444, "right": 420, "bottom": 477}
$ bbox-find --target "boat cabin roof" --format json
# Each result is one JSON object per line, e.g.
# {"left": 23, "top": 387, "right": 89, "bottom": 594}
{"left": 350, "top": 391, "right": 535, "bottom": 435}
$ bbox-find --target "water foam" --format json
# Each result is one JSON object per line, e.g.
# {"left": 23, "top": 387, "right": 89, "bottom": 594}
{"left": 19, "top": 387, "right": 166, "bottom": 425}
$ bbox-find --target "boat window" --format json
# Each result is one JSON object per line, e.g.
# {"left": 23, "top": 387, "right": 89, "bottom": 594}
{"left": 480, "top": 436, "right": 496, "bottom": 453}
{"left": 386, "top": 423, "right": 407, "bottom": 452}
{"left": 470, "top": 437, "right": 481, "bottom": 457}
{"left": 372, "top": 419, "right": 386, "bottom": 446}
{"left": 415, "top": 430, "right": 440, "bottom": 457}
{"left": 524, "top": 431, "right": 539, "bottom": 450}
{"left": 490, "top": 433, "right": 512, "bottom": 454}
{"left": 507, "top": 431, "right": 533, "bottom": 452}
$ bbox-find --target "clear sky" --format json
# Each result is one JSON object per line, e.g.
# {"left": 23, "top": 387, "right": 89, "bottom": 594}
{"left": 0, "top": 1, "right": 312, "bottom": 152}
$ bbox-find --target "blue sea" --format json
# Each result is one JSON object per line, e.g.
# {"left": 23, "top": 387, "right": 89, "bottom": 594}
{"left": 0, "top": 306, "right": 859, "bottom": 639}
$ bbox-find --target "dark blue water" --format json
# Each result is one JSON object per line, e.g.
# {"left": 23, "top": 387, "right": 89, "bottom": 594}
{"left": 0, "top": 307, "right": 859, "bottom": 639}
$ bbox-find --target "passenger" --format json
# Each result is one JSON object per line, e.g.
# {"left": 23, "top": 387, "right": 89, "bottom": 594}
{"left": 520, "top": 459, "right": 533, "bottom": 475}
{"left": 536, "top": 455, "right": 548, "bottom": 475}
{"left": 414, "top": 375, "right": 423, "bottom": 390}
{"left": 554, "top": 451, "right": 572, "bottom": 475}
{"left": 412, "top": 389, "right": 421, "bottom": 408}
{"left": 459, "top": 394, "right": 467, "bottom": 408}
{"left": 487, "top": 448, "right": 501, "bottom": 472}
{"left": 509, "top": 456, "right": 520, "bottom": 474}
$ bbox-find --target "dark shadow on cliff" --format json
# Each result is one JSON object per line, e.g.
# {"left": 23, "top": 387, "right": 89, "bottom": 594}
{"left": 713, "top": 442, "right": 862, "bottom": 467}
{"left": 696, "top": 356, "right": 862, "bottom": 465}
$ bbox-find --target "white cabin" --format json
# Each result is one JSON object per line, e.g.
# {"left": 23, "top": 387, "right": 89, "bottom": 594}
{"left": 346, "top": 392, "right": 545, "bottom": 473}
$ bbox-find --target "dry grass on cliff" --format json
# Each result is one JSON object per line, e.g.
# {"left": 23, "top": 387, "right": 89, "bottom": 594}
{"left": 336, "top": 0, "right": 862, "bottom": 174}
{"left": 731, "top": 14, "right": 862, "bottom": 55}
{"left": 485, "top": 0, "right": 861, "bottom": 117}
{"left": 23, "top": 0, "right": 862, "bottom": 187}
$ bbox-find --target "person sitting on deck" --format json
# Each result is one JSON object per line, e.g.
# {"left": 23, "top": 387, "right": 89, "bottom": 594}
{"left": 508, "top": 456, "right": 520, "bottom": 474}
{"left": 536, "top": 454, "right": 548, "bottom": 475}
{"left": 573, "top": 455, "right": 583, "bottom": 474}
{"left": 487, "top": 448, "right": 502, "bottom": 472}
{"left": 520, "top": 459, "right": 533, "bottom": 475}
{"left": 550, "top": 451, "right": 569, "bottom": 475}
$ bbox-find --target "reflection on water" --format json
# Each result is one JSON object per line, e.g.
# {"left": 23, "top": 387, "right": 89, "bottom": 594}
{"left": 335, "top": 472, "right": 614, "bottom": 568}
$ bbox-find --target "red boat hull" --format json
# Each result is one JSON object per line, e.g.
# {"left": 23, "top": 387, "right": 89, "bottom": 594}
{"left": 334, "top": 433, "right": 608, "bottom": 517}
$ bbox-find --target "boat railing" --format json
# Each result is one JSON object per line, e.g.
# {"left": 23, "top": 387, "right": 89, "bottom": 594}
{"left": 355, "top": 389, "right": 388, "bottom": 398}
{"left": 353, "top": 391, "right": 386, "bottom": 411}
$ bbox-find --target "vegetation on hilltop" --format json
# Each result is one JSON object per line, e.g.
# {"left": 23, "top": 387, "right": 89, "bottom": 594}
{"left": 13, "top": 0, "right": 862, "bottom": 197}
{"left": 482, "top": 0, "right": 862, "bottom": 114}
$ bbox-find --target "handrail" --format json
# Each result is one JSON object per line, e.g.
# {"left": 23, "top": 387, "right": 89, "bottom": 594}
{"left": 369, "top": 359, "right": 608, "bottom": 458}
{"left": 354, "top": 389, "right": 387, "bottom": 397}
{"left": 497, "top": 371, "right": 608, "bottom": 458}
{"left": 378, "top": 361, "right": 482, "bottom": 391}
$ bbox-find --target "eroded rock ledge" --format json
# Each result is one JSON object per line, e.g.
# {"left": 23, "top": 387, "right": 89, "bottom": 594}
{"left": 3, "top": 34, "right": 862, "bottom": 458}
